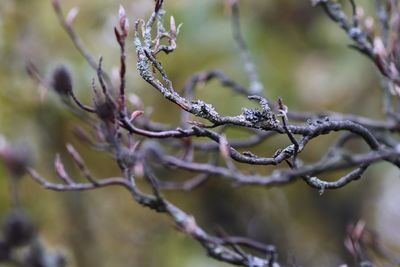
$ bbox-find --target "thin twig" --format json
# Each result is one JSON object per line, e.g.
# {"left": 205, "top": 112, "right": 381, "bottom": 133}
{"left": 230, "top": 0, "right": 264, "bottom": 94}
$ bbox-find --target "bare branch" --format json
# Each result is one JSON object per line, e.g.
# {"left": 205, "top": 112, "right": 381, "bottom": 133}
{"left": 52, "top": 0, "right": 112, "bottom": 86}
{"left": 230, "top": 0, "right": 264, "bottom": 94}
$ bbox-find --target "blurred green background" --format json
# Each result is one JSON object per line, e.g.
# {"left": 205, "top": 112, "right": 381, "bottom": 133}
{"left": 0, "top": 0, "right": 399, "bottom": 266}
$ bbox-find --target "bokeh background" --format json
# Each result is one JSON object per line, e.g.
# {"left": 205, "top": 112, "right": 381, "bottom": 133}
{"left": 0, "top": 0, "right": 399, "bottom": 266}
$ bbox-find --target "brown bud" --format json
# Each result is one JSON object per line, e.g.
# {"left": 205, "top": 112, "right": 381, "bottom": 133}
{"left": 52, "top": 0, "right": 60, "bottom": 8}
{"left": 0, "top": 140, "right": 31, "bottom": 178}
{"left": 3, "top": 210, "right": 35, "bottom": 248}
{"left": 118, "top": 5, "right": 129, "bottom": 36}
{"left": 0, "top": 241, "right": 10, "bottom": 262}
{"left": 95, "top": 100, "right": 116, "bottom": 122}
{"left": 51, "top": 66, "right": 73, "bottom": 96}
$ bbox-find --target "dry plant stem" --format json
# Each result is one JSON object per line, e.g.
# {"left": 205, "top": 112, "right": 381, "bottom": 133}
{"left": 28, "top": 167, "right": 274, "bottom": 266}
{"left": 114, "top": 9, "right": 128, "bottom": 115}
{"left": 118, "top": 41, "right": 127, "bottom": 114}
{"left": 26, "top": 62, "right": 97, "bottom": 113}
{"left": 192, "top": 131, "right": 276, "bottom": 151}
{"left": 181, "top": 69, "right": 400, "bottom": 132}
{"left": 287, "top": 110, "right": 400, "bottom": 131}
{"left": 124, "top": 114, "right": 386, "bottom": 166}
{"left": 69, "top": 91, "right": 96, "bottom": 113}
{"left": 156, "top": 147, "right": 400, "bottom": 188}
{"left": 52, "top": 0, "right": 112, "bottom": 86}
{"left": 303, "top": 164, "right": 369, "bottom": 190}
{"left": 28, "top": 168, "right": 129, "bottom": 192}
{"left": 26, "top": 0, "right": 400, "bottom": 266}
{"left": 230, "top": 0, "right": 264, "bottom": 94}
{"left": 50, "top": 0, "right": 400, "bottom": 134}
{"left": 315, "top": 0, "right": 400, "bottom": 128}
{"left": 278, "top": 98, "right": 299, "bottom": 168}
{"left": 66, "top": 143, "right": 98, "bottom": 184}
{"left": 29, "top": 2, "right": 279, "bottom": 266}
{"left": 315, "top": 0, "right": 400, "bottom": 84}
{"left": 96, "top": 57, "right": 115, "bottom": 105}
{"left": 181, "top": 70, "right": 253, "bottom": 127}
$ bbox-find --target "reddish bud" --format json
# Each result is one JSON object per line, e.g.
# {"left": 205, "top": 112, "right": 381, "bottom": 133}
{"left": 118, "top": 5, "right": 129, "bottom": 36}
{"left": 219, "top": 134, "right": 230, "bottom": 159}
{"left": 66, "top": 144, "right": 84, "bottom": 168}
{"left": 119, "top": 5, "right": 126, "bottom": 22}
{"left": 133, "top": 161, "right": 144, "bottom": 179}
{"left": 52, "top": 0, "right": 60, "bottom": 8}
{"left": 364, "top": 16, "right": 375, "bottom": 35}
{"left": 54, "top": 154, "right": 71, "bottom": 184}
{"left": 373, "top": 37, "right": 387, "bottom": 59}
{"left": 124, "top": 20, "right": 129, "bottom": 35}
{"left": 355, "top": 6, "right": 364, "bottom": 21}
{"left": 389, "top": 62, "right": 399, "bottom": 80}
{"left": 130, "top": 110, "right": 144, "bottom": 122}
{"left": 66, "top": 7, "right": 79, "bottom": 26}
{"left": 170, "top": 16, "right": 176, "bottom": 35}
{"left": 0, "top": 139, "right": 31, "bottom": 178}
{"left": 351, "top": 220, "right": 366, "bottom": 240}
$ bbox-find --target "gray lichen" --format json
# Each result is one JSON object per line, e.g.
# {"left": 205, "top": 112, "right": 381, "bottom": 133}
{"left": 243, "top": 95, "right": 280, "bottom": 130}
{"left": 191, "top": 100, "right": 220, "bottom": 122}
{"left": 241, "top": 107, "right": 279, "bottom": 130}
{"left": 135, "top": 38, "right": 154, "bottom": 82}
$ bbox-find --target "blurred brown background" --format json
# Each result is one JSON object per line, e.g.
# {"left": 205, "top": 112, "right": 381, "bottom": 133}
{"left": 0, "top": 0, "right": 399, "bottom": 266}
